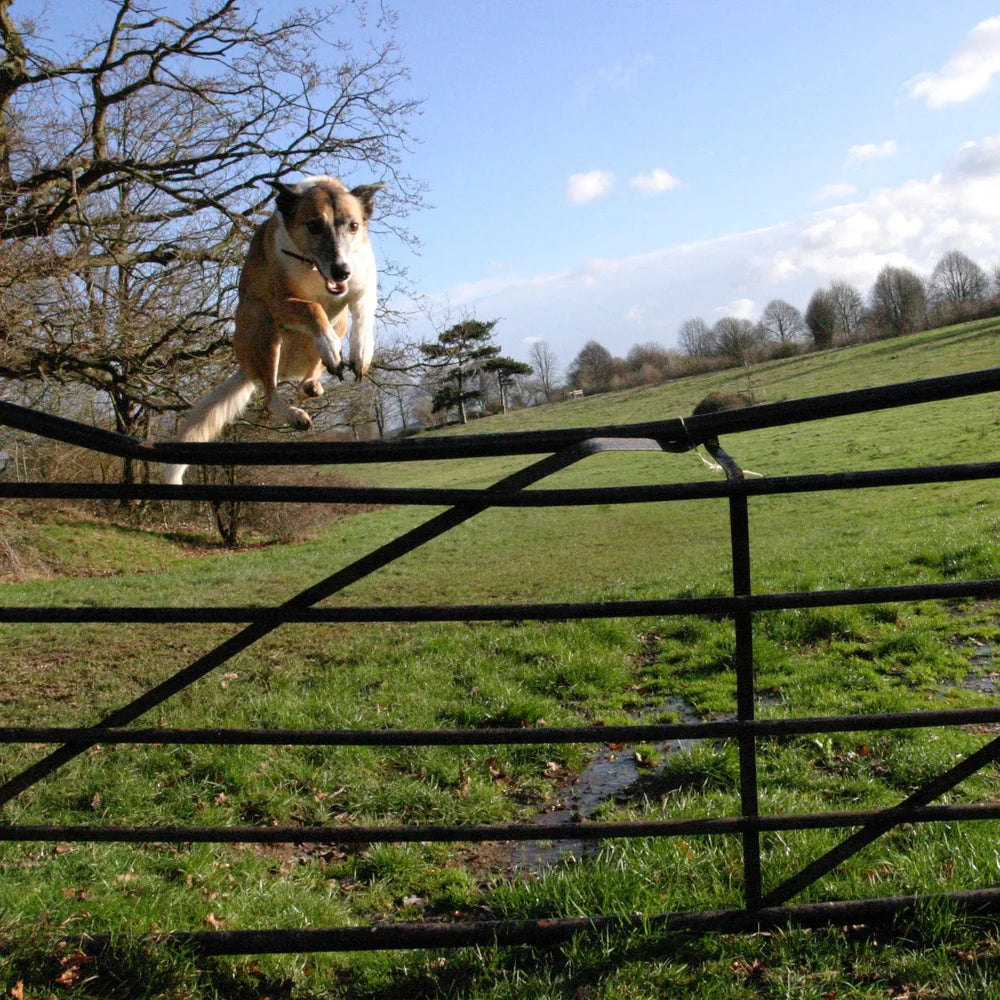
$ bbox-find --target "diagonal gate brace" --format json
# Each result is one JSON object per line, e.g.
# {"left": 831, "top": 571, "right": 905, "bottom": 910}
{"left": 0, "top": 437, "right": 663, "bottom": 809}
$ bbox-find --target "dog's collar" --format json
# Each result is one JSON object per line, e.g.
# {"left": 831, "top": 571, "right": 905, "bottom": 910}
{"left": 281, "top": 248, "right": 317, "bottom": 269}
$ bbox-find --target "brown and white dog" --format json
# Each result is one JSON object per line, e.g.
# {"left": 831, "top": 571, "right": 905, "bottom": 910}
{"left": 163, "top": 175, "right": 381, "bottom": 484}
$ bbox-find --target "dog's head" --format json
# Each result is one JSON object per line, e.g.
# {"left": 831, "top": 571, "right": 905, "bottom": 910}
{"left": 271, "top": 176, "right": 382, "bottom": 296}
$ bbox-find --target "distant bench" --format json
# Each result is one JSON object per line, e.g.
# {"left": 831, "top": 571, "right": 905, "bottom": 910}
{"left": 565, "top": 389, "right": 584, "bottom": 399}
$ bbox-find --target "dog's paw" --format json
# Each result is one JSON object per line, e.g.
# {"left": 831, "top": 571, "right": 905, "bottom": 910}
{"left": 289, "top": 407, "right": 313, "bottom": 431}
{"left": 300, "top": 378, "right": 324, "bottom": 399}
{"left": 325, "top": 361, "right": 347, "bottom": 382}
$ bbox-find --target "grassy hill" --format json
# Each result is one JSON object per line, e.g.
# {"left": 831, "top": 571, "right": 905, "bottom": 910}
{"left": 2, "top": 318, "right": 1000, "bottom": 998}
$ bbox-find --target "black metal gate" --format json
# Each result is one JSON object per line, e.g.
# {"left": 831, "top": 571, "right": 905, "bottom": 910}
{"left": 2, "top": 366, "right": 1000, "bottom": 954}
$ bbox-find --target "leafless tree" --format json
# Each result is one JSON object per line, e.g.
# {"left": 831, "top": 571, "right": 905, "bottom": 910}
{"left": 759, "top": 299, "right": 806, "bottom": 349}
{"left": 567, "top": 339, "right": 617, "bottom": 394}
{"left": 869, "top": 265, "right": 927, "bottom": 338}
{"left": 929, "top": 250, "right": 989, "bottom": 305}
{"left": 678, "top": 316, "right": 714, "bottom": 357}
{"left": 527, "top": 340, "right": 560, "bottom": 402}
{"left": 0, "top": 0, "right": 422, "bottom": 478}
{"left": 827, "top": 280, "right": 866, "bottom": 340}
{"left": 711, "top": 317, "right": 764, "bottom": 366}
{"left": 366, "top": 335, "right": 424, "bottom": 434}
{"left": 622, "top": 341, "right": 678, "bottom": 386}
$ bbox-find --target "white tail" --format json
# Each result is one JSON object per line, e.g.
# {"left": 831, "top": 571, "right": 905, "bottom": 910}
{"left": 162, "top": 372, "right": 256, "bottom": 485}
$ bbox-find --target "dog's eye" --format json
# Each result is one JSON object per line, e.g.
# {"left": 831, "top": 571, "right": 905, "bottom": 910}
{"left": 349, "top": 221, "right": 360, "bottom": 232}
{"left": 305, "top": 218, "right": 325, "bottom": 235}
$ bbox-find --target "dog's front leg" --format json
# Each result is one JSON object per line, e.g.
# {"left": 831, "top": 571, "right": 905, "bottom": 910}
{"left": 277, "top": 298, "right": 344, "bottom": 378}
{"left": 347, "top": 286, "right": 376, "bottom": 378}
{"left": 261, "top": 337, "right": 313, "bottom": 431}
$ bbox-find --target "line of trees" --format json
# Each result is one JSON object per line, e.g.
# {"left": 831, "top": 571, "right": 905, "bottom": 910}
{"left": 563, "top": 249, "right": 1000, "bottom": 397}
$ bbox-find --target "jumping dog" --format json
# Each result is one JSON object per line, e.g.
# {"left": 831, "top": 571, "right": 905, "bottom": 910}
{"left": 163, "top": 175, "right": 381, "bottom": 484}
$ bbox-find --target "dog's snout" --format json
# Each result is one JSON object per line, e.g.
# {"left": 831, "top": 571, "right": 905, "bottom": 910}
{"left": 330, "top": 264, "right": 351, "bottom": 282}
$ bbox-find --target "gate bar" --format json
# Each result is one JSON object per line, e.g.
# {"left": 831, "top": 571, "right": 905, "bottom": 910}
{"left": 73, "top": 886, "right": 1000, "bottom": 955}
{"left": 3, "top": 576, "right": 999, "bottom": 624}
{"left": 4, "top": 460, "right": 1000, "bottom": 505}
{"left": 7, "top": 799, "right": 1000, "bottom": 845}
{"left": 6, "top": 701, "right": 1000, "bottom": 746}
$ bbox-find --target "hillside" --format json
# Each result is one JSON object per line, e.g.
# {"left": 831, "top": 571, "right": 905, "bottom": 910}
{"left": 2, "top": 317, "right": 1000, "bottom": 999}
{"left": 356, "top": 317, "right": 1000, "bottom": 491}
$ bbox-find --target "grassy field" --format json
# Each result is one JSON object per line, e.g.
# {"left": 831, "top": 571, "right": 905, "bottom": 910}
{"left": 2, "top": 319, "right": 1000, "bottom": 998}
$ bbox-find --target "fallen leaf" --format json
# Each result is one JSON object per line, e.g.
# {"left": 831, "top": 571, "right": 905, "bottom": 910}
{"left": 54, "top": 952, "right": 93, "bottom": 986}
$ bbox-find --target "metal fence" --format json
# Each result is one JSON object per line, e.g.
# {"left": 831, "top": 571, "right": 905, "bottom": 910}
{"left": 2, "top": 366, "right": 1000, "bottom": 954}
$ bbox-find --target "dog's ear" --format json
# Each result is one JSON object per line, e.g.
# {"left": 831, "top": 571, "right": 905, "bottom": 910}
{"left": 270, "top": 181, "right": 299, "bottom": 223}
{"left": 350, "top": 183, "right": 384, "bottom": 220}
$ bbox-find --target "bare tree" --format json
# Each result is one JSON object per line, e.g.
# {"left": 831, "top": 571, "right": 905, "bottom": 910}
{"left": 527, "top": 340, "right": 560, "bottom": 402}
{"left": 711, "top": 317, "right": 764, "bottom": 366}
{"left": 678, "top": 317, "right": 714, "bottom": 357}
{"left": 567, "top": 340, "right": 617, "bottom": 394}
{"left": 869, "top": 265, "right": 927, "bottom": 338}
{"left": 805, "top": 289, "right": 837, "bottom": 349}
{"left": 929, "top": 250, "right": 989, "bottom": 305}
{"left": 623, "top": 342, "right": 678, "bottom": 386}
{"left": 827, "top": 280, "right": 866, "bottom": 340}
{"left": 366, "top": 335, "right": 424, "bottom": 435}
{"left": 0, "top": 0, "right": 422, "bottom": 477}
{"left": 759, "top": 299, "right": 806, "bottom": 350}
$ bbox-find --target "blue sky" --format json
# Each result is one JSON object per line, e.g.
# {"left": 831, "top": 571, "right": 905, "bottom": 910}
{"left": 382, "top": 0, "right": 1000, "bottom": 369}
{"left": 19, "top": 0, "right": 1000, "bottom": 374}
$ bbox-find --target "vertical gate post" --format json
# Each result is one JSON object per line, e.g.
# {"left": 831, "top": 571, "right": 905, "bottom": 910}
{"left": 729, "top": 488, "right": 762, "bottom": 908}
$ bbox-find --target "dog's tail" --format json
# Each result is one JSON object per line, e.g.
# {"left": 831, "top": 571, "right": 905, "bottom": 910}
{"left": 162, "top": 372, "right": 256, "bottom": 485}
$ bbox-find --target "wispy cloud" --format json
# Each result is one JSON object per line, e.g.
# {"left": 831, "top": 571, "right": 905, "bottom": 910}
{"left": 630, "top": 167, "right": 680, "bottom": 195}
{"left": 756, "top": 132, "right": 1000, "bottom": 288}
{"left": 578, "top": 53, "right": 654, "bottom": 104}
{"left": 437, "top": 135, "right": 1000, "bottom": 359}
{"left": 567, "top": 169, "right": 614, "bottom": 204}
{"left": 812, "top": 182, "right": 857, "bottom": 202}
{"left": 845, "top": 140, "right": 898, "bottom": 166}
{"left": 906, "top": 16, "right": 1000, "bottom": 108}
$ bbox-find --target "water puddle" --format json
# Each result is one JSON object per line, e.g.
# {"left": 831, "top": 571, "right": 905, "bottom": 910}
{"left": 955, "top": 642, "right": 998, "bottom": 693}
{"left": 510, "top": 697, "right": 704, "bottom": 871}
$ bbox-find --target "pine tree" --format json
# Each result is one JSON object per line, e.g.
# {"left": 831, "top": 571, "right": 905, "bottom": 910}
{"left": 419, "top": 319, "right": 501, "bottom": 424}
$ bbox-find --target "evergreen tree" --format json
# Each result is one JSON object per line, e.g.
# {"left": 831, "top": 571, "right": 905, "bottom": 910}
{"left": 484, "top": 357, "right": 533, "bottom": 414}
{"left": 419, "top": 318, "right": 501, "bottom": 424}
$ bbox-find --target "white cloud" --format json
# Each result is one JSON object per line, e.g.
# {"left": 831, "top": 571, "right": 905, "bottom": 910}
{"left": 432, "top": 135, "right": 1000, "bottom": 360}
{"left": 567, "top": 169, "right": 614, "bottom": 204}
{"left": 754, "top": 133, "right": 1000, "bottom": 289}
{"left": 845, "top": 140, "right": 898, "bottom": 166}
{"left": 906, "top": 16, "right": 1000, "bottom": 108}
{"left": 630, "top": 167, "right": 680, "bottom": 195}
{"left": 812, "top": 182, "right": 857, "bottom": 202}
{"left": 714, "top": 298, "right": 757, "bottom": 320}
{"left": 952, "top": 134, "right": 1000, "bottom": 177}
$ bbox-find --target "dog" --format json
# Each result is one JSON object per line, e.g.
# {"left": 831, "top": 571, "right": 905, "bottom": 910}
{"left": 689, "top": 392, "right": 763, "bottom": 478}
{"left": 163, "top": 175, "right": 382, "bottom": 484}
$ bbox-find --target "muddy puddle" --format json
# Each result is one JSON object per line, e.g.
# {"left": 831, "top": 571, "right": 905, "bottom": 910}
{"left": 509, "top": 641, "right": 1000, "bottom": 872}
{"left": 510, "top": 697, "right": 704, "bottom": 871}
{"left": 961, "top": 642, "right": 998, "bottom": 692}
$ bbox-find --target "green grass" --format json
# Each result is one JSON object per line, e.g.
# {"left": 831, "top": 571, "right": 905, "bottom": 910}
{"left": 2, "top": 318, "right": 1000, "bottom": 997}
